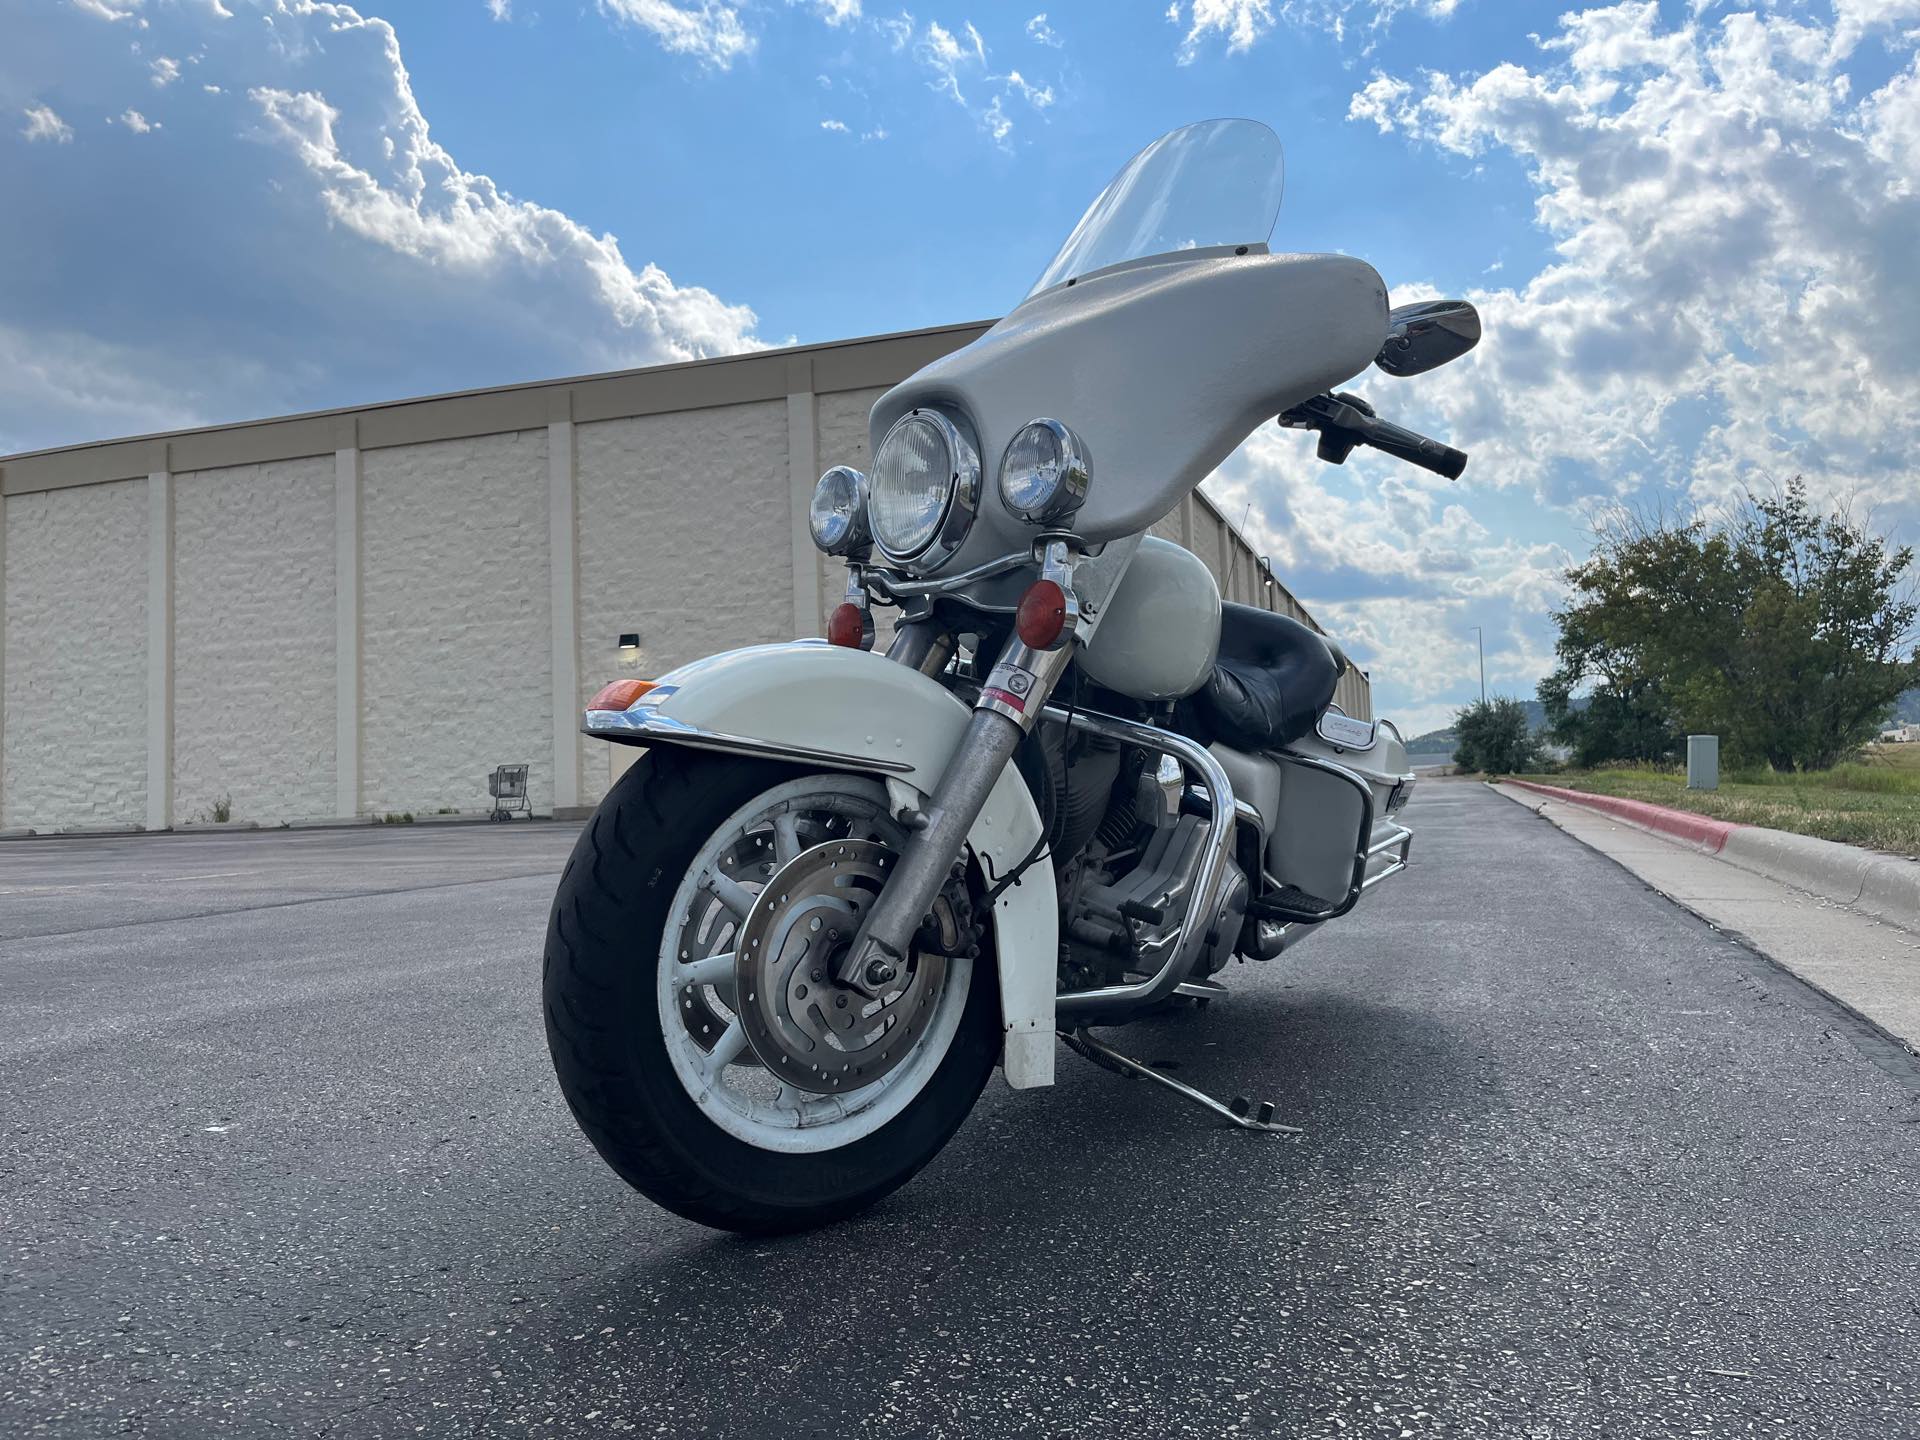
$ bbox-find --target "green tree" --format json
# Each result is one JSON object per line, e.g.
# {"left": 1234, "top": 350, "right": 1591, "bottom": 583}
{"left": 1542, "top": 480, "right": 1918, "bottom": 771}
{"left": 1453, "top": 697, "right": 1540, "bottom": 775}
{"left": 1539, "top": 670, "right": 1676, "bottom": 769}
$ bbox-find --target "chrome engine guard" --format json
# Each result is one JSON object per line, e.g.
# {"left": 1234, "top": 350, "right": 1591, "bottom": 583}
{"left": 1045, "top": 706, "right": 1238, "bottom": 1025}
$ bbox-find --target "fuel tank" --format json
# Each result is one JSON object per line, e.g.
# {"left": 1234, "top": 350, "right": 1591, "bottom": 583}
{"left": 1077, "top": 536, "right": 1220, "bottom": 702}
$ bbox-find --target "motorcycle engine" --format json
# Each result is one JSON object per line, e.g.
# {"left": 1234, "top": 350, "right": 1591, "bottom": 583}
{"left": 1024, "top": 724, "right": 1128, "bottom": 863}
{"left": 1027, "top": 729, "right": 1245, "bottom": 993}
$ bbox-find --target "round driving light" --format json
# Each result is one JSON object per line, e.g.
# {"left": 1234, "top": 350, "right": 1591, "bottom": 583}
{"left": 809, "top": 466, "right": 869, "bottom": 556}
{"left": 869, "top": 409, "right": 979, "bottom": 564}
{"left": 999, "top": 419, "right": 1090, "bottom": 525}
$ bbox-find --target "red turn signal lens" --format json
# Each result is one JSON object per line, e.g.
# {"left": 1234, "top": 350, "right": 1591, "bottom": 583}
{"left": 826, "top": 602, "right": 869, "bottom": 649}
{"left": 588, "top": 679, "right": 656, "bottom": 711}
{"left": 1015, "top": 579, "right": 1068, "bottom": 650}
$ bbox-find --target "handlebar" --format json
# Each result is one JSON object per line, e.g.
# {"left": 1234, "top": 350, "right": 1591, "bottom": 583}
{"left": 1280, "top": 392, "right": 1468, "bottom": 481}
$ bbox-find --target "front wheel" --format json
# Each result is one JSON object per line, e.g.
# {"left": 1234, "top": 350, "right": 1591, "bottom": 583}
{"left": 542, "top": 752, "right": 1000, "bottom": 1234}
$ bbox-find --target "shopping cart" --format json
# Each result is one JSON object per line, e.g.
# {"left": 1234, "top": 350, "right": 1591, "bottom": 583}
{"left": 488, "top": 764, "right": 531, "bottom": 821}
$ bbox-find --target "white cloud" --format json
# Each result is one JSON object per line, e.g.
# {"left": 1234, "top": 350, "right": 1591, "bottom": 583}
{"left": 876, "top": 11, "right": 913, "bottom": 49}
{"left": 150, "top": 55, "right": 180, "bottom": 85}
{"left": 899, "top": 15, "right": 1051, "bottom": 144}
{"left": 0, "top": 0, "right": 760, "bottom": 453}
{"left": 1347, "top": 4, "right": 1920, "bottom": 514}
{"left": 820, "top": 116, "right": 849, "bottom": 131}
{"left": 594, "top": 0, "right": 753, "bottom": 68}
{"left": 21, "top": 104, "right": 74, "bottom": 143}
{"left": 1026, "top": 12, "right": 1061, "bottom": 47}
{"left": 72, "top": 0, "right": 145, "bottom": 20}
{"left": 801, "top": 0, "right": 862, "bottom": 23}
{"left": 0, "top": 321, "right": 229, "bottom": 456}
{"left": 1004, "top": 69, "right": 1054, "bottom": 108}
{"left": 1830, "top": 0, "right": 1920, "bottom": 58}
{"left": 1347, "top": 71, "right": 1410, "bottom": 132}
{"left": 917, "top": 20, "right": 972, "bottom": 103}
{"left": 117, "top": 108, "right": 156, "bottom": 132}
{"left": 982, "top": 93, "right": 1011, "bottom": 144}
{"left": 245, "top": 18, "right": 757, "bottom": 359}
{"left": 1170, "top": 0, "right": 1465, "bottom": 60}
{"left": 1172, "top": 0, "right": 1274, "bottom": 60}
{"left": 1284, "top": 0, "right": 1920, "bottom": 720}
{"left": 486, "top": 0, "right": 511, "bottom": 20}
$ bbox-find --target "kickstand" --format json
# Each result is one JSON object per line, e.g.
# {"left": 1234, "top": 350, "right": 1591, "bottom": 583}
{"left": 1061, "top": 1027, "right": 1303, "bottom": 1135}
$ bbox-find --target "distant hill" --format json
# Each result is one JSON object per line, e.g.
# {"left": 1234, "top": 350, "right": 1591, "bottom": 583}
{"left": 1894, "top": 689, "right": 1920, "bottom": 725}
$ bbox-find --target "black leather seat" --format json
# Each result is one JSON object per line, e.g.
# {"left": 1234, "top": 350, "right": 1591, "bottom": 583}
{"left": 1181, "top": 605, "right": 1347, "bottom": 752}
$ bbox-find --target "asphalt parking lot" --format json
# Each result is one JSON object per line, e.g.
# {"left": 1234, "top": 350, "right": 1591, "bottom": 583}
{"left": 3, "top": 782, "right": 1917, "bottom": 1437}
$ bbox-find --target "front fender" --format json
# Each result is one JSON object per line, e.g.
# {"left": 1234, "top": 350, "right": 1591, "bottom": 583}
{"left": 585, "top": 642, "right": 1058, "bottom": 1088}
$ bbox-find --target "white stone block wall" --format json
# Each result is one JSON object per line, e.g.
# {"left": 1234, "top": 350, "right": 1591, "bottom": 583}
{"left": 0, "top": 329, "right": 1369, "bottom": 831}
{"left": 361, "top": 431, "right": 553, "bottom": 817}
{"left": 574, "top": 401, "right": 791, "bottom": 806}
{"left": 172, "top": 457, "right": 338, "bottom": 827}
{"left": 1, "top": 479, "right": 148, "bottom": 829}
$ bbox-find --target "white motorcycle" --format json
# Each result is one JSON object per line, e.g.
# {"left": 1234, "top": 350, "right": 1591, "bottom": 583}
{"left": 544, "top": 119, "right": 1479, "bottom": 1233}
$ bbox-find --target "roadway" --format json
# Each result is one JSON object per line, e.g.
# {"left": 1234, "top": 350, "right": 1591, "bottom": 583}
{"left": 3, "top": 782, "right": 1915, "bottom": 1436}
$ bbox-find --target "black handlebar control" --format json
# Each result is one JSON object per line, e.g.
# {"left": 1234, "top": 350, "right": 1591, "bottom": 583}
{"left": 1280, "top": 392, "right": 1468, "bottom": 481}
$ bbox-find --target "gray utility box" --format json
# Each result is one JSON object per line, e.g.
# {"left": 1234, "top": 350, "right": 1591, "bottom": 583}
{"left": 1687, "top": 735, "right": 1719, "bottom": 791}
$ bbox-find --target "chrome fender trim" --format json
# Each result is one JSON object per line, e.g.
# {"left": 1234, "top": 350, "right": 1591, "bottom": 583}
{"left": 586, "top": 707, "right": 915, "bottom": 775}
{"left": 582, "top": 641, "right": 1059, "bottom": 1089}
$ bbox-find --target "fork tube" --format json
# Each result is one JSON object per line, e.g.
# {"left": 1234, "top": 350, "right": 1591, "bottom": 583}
{"left": 836, "top": 639, "right": 1071, "bottom": 986}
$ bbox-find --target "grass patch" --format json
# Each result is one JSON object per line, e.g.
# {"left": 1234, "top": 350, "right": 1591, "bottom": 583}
{"left": 1538, "top": 745, "right": 1920, "bottom": 857}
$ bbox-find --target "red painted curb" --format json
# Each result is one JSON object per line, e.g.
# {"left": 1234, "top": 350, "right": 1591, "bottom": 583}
{"left": 1503, "top": 779, "right": 1741, "bottom": 853}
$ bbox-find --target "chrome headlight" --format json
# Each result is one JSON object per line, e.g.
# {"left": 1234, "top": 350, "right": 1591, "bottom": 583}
{"left": 809, "top": 465, "right": 869, "bottom": 556}
{"left": 869, "top": 408, "right": 979, "bottom": 565}
{"left": 999, "top": 418, "right": 1090, "bottom": 525}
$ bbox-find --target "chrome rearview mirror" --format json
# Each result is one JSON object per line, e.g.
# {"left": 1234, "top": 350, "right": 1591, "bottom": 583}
{"left": 1375, "top": 300, "right": 1481, "bottom": 378}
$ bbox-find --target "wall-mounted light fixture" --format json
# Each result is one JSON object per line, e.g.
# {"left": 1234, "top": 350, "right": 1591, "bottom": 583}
{"left": 1257, "top": 556, "right": 1275, "bottom": 588}
{"left": 617, "top": 632, "right": 641, "bottom": 662}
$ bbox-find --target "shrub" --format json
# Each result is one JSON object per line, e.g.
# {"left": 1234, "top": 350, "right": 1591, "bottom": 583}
{"left": 1453, "top": 697, "right": 1542, "bottom": 775}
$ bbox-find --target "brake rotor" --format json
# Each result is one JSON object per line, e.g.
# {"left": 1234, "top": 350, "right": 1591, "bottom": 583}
{"left": 733, "top": 839, "right": 949, "bottom": 1095}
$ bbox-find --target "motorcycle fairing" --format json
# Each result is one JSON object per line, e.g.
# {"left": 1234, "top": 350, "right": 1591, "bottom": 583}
{"left": 584, "top": 641, "right": 1060, "bottom": 1089}
{"left": 871, "top": 250, "right": 1390, "bottom": 561}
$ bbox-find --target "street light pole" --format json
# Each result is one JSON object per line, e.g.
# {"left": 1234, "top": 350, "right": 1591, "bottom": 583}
{"left": 1469, "top": 625, "right": 1485, "bottom": 705}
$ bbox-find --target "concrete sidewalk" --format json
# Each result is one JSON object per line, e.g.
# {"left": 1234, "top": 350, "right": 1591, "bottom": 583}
{"left": 1494, "top": 781, "right": 1920, "bottom": 1051}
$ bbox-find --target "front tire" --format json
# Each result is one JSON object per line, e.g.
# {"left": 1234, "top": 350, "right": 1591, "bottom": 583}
{"left": 542, "top": 751, "right": 1000, "bottom": 1234}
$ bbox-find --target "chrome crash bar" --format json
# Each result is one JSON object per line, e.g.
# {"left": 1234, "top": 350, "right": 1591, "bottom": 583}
{"left": 1363, "top": 820, "right": 1414, "bottom": 891}
{"left": 1046, "top": 706, "right": 1239, "bottom": 1025}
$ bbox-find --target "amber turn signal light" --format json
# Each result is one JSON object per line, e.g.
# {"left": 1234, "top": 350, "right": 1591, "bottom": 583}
{"left": 587, "top": 678, "right": 656, "bottom": 711}
{"left": 826, "top": 602, "right": 869, "bottom": 649}
{"left": 1014, "top": 579, "right": 1068, "bottom": 650}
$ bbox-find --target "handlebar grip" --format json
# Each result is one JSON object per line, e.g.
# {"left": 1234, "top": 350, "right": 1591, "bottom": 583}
{"left": 1355, "top": 414, "right": 1469, "bottom": 480}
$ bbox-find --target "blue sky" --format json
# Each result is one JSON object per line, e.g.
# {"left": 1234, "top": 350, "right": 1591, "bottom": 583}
{"left": 4, "top": 0, "right": 1919, "bottom": 734}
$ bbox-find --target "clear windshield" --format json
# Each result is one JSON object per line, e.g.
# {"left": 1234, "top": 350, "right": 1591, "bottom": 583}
{"left": 1027, "top": 119, "right": 1284, "bottom": 298}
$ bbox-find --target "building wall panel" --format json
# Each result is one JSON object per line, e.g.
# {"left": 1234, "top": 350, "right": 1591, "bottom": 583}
{"left": 0, "top": 327, "right": 1370, "bottom": 831}
{"left": 361, "top": 431, "right": 552, "bottom": 816}
{"left": 172, "top": 457, "right": 336, "bottom": 826}
{"left": 574, "top": 400, "right": 789, "bottom": 805}
{"left": 2, "top": 479, "right": 148, "bottom": 829}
